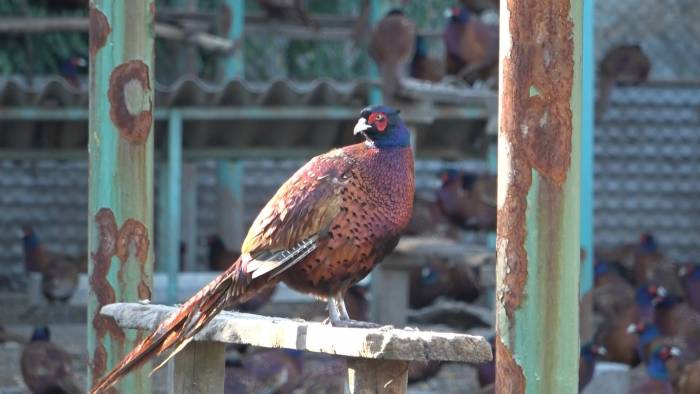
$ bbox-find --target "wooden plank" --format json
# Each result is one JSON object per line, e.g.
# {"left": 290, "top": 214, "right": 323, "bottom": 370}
{"left": 173, "top": 341, "right": 225, "bottom": 394}
{"left": 370, "top": 268, "right": 409, "bottom": 326}
{"left": 346, "top": 358, "right": 408, "bottom": 394}
{"left": 101, "top": 303, "right": 493, "bottom": 363}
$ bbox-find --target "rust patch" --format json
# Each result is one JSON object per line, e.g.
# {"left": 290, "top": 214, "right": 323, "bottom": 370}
{"left": 89, "top": 7, "right": 110, "bottom": 60}
{"left": 89, "top": 208, "right": 124, "bottom": 384}
{"left": 495, "top": 335, "right": 525, "bottom": 393}
{"left": 92, "top": 344, "right": 108, "bottom": 386}
{"left": 108, "top": 60, "right": 153, "bottom": 144}
{"left": 116, "top": 218, "right": 150, "bottom": 263}
{"left": 219, "top": 4, "right": 233, "bottom": 36}
{"left": 497, "top": 0, "right": 575, "bottom": 321}
{"left": 90, "top": 208, "right": 118, "bottom": 305}
{"left": 138, "top": 280, "right": 152, "bottom": 300}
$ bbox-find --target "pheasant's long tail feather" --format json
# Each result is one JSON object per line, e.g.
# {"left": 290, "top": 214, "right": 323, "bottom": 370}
{"left": 89, "top": 258, "right": 250, "bottom": 394}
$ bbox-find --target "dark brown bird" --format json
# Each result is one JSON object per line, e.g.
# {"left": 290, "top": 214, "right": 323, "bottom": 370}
{"left": 628, "top": 344, "right": 680, "bottom": 394}
{"left": 21, "top": 326, "right": 82, "bottom": 394}
{"left": 677, "top": 359, "right": 700, "bottom": 394}
{"left": 256, "top": 0, "right": 317, "bottom": 28}
{"left": 580, "top": 342, "right": 608, "bottom": 391}
{"left": 435, "top": 169, "right": 496, "bottom": 232}
{"left": 408, "top": 257, "right": 480, "bottom": 309}
{"left": 679, "top": 263, "right": 700, "bottom": 312}
{"left": 224, "top": 348, "right": 303, "bottom": 394}
{"left": 369, "top": 9, "right": 416, "bottom": 98}
{"left": 597, "top": 44, "right": 651, "bottom": 120}
{"left": 410, "top": 35, "right": 444, "bottom": 82}
{"left": 89, "top": 105, "right": 415, "bottom": 393}
{"left": 443, "top": 6, "right": 499, "bottom": 84}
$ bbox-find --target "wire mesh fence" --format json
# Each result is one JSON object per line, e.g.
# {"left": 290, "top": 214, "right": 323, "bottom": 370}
{"left": 596, "top": 0, "right": 700, "bottom": 81}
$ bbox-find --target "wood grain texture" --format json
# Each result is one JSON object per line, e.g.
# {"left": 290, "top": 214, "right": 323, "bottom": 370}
{"left": 101, "top": 303, "right": 493, "bottom": 363}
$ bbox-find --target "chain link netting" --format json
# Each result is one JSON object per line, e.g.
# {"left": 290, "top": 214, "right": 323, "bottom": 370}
{"left": 596, "top": 0, "right": 700, "bottom": 81}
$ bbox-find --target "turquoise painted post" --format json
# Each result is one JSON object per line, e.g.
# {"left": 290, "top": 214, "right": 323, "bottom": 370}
{"left": 579, "top": 0, "right": 595, "bottom": 343}
{"left": 166, "top": 110, "right": 183, "bottom": 303}
{"left": 580, "top": 0, "right": 595, "bottom": 294}
{"left": 217, "top": 161, "right": 245, "bottom": 254}
{"left": 222, "top": 0, "right": 245, "bottom": 80}
{"left": 495, "top": 1, "right": 582, "bottom": 393}
{"left": 487, "top": 143, "right": 497, "bottom": 250}
{"left": 157, "top": 167, "right": 168, "bottom": 273}
{"left": 368, "top": 0, "right": 383, "bottom": 105}
{"left": 87, "top": 1, "right": 155, "bottom": 392}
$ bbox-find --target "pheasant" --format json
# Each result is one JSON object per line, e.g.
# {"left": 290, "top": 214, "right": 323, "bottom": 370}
{"left": 369, "top": 9, "right": 416, "bottom": 99}
{"left": 21, "top": 326, "right": 82, "bottom": 394}
{"left": 89, "top": 105, "right": 414, "bottom": 393}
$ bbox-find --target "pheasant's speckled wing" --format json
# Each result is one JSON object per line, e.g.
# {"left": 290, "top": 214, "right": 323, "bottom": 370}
{"left": 241, "top": 152, "right": 352, "bottom": 278}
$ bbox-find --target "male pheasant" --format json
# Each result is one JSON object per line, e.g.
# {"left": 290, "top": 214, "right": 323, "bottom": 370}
{"left": 89, "top": 105, "right": 415, "bottom": 393}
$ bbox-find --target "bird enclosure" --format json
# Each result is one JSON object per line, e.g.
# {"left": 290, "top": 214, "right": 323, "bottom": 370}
{"left": 1, "top": 1, "right": 700, "bottom": 394}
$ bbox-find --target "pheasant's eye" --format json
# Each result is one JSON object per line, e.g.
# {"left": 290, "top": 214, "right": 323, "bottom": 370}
{"left": 368, "top": 112, "right": 388, "bottom": 132}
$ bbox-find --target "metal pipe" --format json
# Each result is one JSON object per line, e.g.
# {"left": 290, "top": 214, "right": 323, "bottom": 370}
{"left": 221, "top": 0, "right": 245, "bottom": 80}
{"left": 367, "top": 0, "right": 383, "bottom": 105}
{"left": 87, "top": 1, "right": 155, "bottom": 392}
{"left": 495, "top": 1, "right": 582, "bottom": 392}
{"left": 166, "top": 110, "right": 182, "bottom": 303}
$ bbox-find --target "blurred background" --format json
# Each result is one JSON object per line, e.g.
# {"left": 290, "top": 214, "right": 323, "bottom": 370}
{"left": 1, "top": 0, "right": 700, "bottom": 393}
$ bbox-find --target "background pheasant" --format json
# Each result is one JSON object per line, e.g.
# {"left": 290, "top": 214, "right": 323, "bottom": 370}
{"left": 89, "top": 105, "right": 414, "bottom": 393}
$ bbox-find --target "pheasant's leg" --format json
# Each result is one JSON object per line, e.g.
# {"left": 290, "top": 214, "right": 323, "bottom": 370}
{"left": 327, "top": 296, "right": 342, "bottom": 322}
{"left": 335, "top": 294, "right": 350, "bottom": 320}
{"left": 329, "top": 293, "right": 384, "bottom": 329}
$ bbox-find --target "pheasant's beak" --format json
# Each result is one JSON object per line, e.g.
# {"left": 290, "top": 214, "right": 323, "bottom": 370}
{"left": 670, "top": 347, "right": 681, "bottom": 357}
{"left": 626, "top": 323, "right": 638, "bottom": 334}
{"left": 354, "top": 117, "right": 372, "bottom": 135}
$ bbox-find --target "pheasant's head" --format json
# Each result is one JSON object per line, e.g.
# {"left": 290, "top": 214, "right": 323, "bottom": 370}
{"left": 354, "top": 105, "right": 410, "bottom": 148}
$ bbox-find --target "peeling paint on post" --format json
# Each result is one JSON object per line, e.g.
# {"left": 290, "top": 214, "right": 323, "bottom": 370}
{"left": 88, "top": 1, "right": 155, "bottom": 393}
{"left": 495, "top": 0, "right": 581, "bottom": 393}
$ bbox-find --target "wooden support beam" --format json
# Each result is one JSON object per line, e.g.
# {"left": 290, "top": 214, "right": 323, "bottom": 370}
{"left": 495, "top": 0, "right": 582, "bottom": 393}
{"left": 87, "top": 1, "right": 155, "bottom": 392}
{"left": 174, "top": 341, "right": 225, "bottom": 394}
{"left": 346, "top": 358, "right": 408, "bottom": 394}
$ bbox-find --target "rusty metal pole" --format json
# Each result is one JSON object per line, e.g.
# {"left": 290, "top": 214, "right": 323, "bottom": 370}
{"left": 87, "top": 1, "right": 155, "bottom": 392}
{"left": 495, "top": 1, "right": 582, "bottom": 393}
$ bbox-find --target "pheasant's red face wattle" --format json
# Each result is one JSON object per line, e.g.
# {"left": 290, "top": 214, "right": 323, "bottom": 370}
{"left": 368, "top": 112, "right": 388, "bottom": 132}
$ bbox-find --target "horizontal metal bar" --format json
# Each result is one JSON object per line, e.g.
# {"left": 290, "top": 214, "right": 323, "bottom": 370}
{"left": 0, "top": 106, "right": 490, "bottom": 122}
{"left": 0, "top": 147, "right": 477, "bottom": 161}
